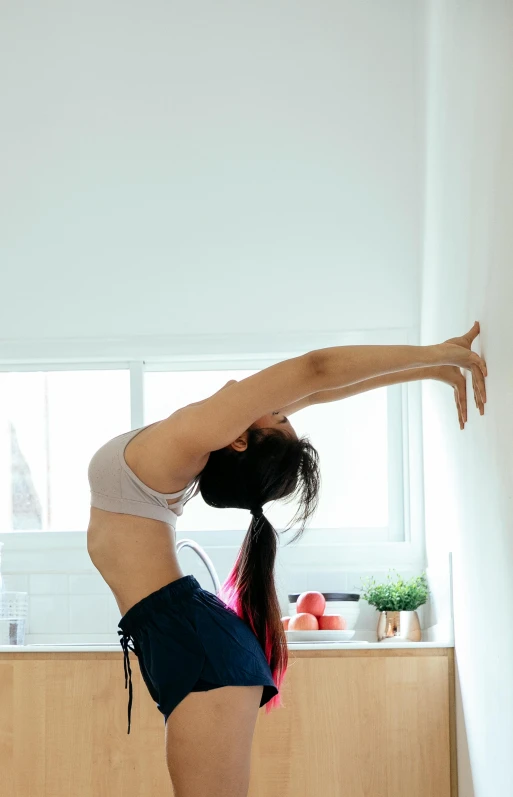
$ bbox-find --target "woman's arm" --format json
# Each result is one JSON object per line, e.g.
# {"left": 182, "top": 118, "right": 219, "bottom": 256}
{"left": 300, "top": 324, "right": 487, "bottom": 429}
{"left": 163, "top": 340, "right": 485, "bottom": 459}
{"left": 313, "top": 344, "right": 442, "bottom": 387}
{"left": 280, "top": 363, "right": 483, "bottom": 431}
{"left": 313, "top": 342, "right": 483, "bottom": 390}
{"left": 278, "top": 366, "right": 440, "bottom": 416}
{"left": 309, "top": 365, "right": 441, "bottom": 403}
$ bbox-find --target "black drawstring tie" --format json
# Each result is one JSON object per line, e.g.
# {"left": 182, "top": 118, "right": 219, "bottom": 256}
{"left": 118, "top": 630, "right": 136, "bottom": 734}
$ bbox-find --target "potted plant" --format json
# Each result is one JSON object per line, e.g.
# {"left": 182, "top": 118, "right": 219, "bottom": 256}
{"left": 360, "top": 571, "right": 430, "bottom": 642}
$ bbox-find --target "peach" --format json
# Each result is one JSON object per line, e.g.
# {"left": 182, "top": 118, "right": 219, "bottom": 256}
{"left": 296, "top": 591, "right": 326, "bottom": 617}
{"left": 318, "top": 614, "right": 347, "bottom": 630}
{"left": 288, "top": 612, "right": 319, "bottom": 631}
{"left": 281, "top": 616, "right": 291, "bottom": 630}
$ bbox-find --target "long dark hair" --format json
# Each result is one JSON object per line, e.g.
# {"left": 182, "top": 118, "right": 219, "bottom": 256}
{"left": 185, "top": 425, "right": 321, "bottom": 713}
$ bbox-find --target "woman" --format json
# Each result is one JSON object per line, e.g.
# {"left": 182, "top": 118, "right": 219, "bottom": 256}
{"left": 86, "top": 323, "right": 486, "bottom": 797}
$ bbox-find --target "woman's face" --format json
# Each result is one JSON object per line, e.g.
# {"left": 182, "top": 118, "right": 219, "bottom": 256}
{"left": 252, "top": 411, "right": 297, "bottom": 440}
{"left": 227, "top": 411, "right": 297, "bottom": 452}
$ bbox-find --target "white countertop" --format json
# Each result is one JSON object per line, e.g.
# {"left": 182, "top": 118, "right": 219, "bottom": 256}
{"left": 0, "top": 641, "right": 454, "bottom": 652}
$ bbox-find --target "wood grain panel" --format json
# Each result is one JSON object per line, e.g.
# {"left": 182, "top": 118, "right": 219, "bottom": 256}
{"left": 0, "top": 648, "right": 454, "bottom": 797}
{"left": 250, "top": 653, "right": 451, "bottom": 797}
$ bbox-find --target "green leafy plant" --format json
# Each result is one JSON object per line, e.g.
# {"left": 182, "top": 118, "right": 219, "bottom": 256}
{"left": 360, "top": 570, "right": 429, "bottom": 612}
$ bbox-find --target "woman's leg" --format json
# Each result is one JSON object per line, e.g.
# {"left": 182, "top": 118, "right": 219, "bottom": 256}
{"left": 165, "top": 684, "right": 264, "bottom": 797}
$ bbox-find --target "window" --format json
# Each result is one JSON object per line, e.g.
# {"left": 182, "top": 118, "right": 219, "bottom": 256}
{"left": 0, "top": 356, "right": 407, "bottom": 542}
{"left": 0, "top": 369, "right": 130, "bottom": 531}
{"left": 144, "top": 362, "right": 405, "bottom": 542}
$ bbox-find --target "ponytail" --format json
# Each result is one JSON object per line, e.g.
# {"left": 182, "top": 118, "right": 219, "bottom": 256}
{"left": 193, "top": 425, "right": 321, "bottom": 714}
{"left": 216, "top": 511, "right": 287, "bottom": 713}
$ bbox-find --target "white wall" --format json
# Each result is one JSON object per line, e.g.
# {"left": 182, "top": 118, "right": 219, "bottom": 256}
{"left": 1, "top": 0, "right": 425, "bottom": 345}
{"left": 421, "top": 2, "right": 513, "bottom": 795}
{"left": 0, "top": 0, "right": 433, "bottom": 649}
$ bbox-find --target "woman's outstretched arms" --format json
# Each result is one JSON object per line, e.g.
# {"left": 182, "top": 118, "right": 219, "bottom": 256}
{"left": 159, "top": 341, "right": 487, "bottom": 458}
{"left": 277, "top": 365, "right": 442, "bottom": 416}
{"left": 280, "top": 324, "right": 487, "bottom": 431}
{"left": 312, "top": 342, "right": 486, "bottom": 388}
{"left": 162, "top": 346, "right": 437, "bottom": 457}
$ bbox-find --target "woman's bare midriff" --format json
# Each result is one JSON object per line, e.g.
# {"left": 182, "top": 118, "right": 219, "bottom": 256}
{"left": 87, "top": 508, "right": 187, "bottom": 618}
{"left": 86, "top": 421, "right": 206, "bottom": 618}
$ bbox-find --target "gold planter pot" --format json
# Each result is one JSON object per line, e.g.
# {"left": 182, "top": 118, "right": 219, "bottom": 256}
{"left": 377, "top": 610, "right": 421, "bottom": 642}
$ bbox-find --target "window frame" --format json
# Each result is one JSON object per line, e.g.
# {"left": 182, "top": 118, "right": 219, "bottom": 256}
{"left": 0, "top": 328, "right": 425, "bottom": 568}
{"left": 143, "top": 358, "right": 404, "bottom": 544}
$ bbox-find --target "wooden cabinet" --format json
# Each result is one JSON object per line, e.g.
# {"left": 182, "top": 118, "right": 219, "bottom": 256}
{"left": 249, "top": 648, "right": 456, "bottom": 797}
{"left": 0, "top": 647, "right": 456, "bottom": 797}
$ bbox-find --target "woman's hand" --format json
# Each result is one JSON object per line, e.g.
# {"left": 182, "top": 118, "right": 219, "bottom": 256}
{"left": 433, "top": 322, "right": 487, "bottom": 430}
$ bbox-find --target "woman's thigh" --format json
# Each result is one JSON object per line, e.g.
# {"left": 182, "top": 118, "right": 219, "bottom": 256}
{"left": 165, "top": 684, "right": 264, "bottom": 797}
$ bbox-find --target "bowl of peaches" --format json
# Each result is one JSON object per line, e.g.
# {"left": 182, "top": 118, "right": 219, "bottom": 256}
{"left": 282, "top": 591, "right": 360, "bottom": 642}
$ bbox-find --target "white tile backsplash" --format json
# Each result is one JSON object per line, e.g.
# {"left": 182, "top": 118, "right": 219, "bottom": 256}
{"left": 70, "top": 594, "right": 114, "bottom": 633}
{"left": 69, "top": 573, "right": 111, "bottom": 594}
{"left": 0, "top": 533, "right": 450, "bottom": 645}
{"left": 2, "top": 574, "right": 28, "bottom": 592}
{"left": 29, "top": 574, "right": 69, "bottom": 594}
{"left": 346, "top": 569, "right": 417, "bottom": 594}
{"left": 308, "top": 571, "right": 348, "bottom": 592}
{"left": 6, "top": 547, "right": 88, "bottom": 573}
{"left": 30, "top": 595, "right": 69, "bottom": 634}
{"left": 109, "top": 599, "right": 123, "bottom": 629}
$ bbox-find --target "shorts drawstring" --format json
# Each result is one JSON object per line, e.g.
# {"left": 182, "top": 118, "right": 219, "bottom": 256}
{"left": 118, "top": 630, "right": 136, "bottom": 734}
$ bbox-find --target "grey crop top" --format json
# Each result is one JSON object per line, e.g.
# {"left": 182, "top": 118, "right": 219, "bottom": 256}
{"left": 88, "top": 424, "right": 199, "bottom": 526}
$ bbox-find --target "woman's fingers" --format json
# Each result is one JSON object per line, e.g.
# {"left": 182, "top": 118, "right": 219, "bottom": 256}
{"left": 469, "top": 350, "right": 488, "bottom": 378}
{"left": 444, "top": 350, "right": 486, "bottom": 427}
{"left": 452, "top": 376, "right": 466, "bottom": 429}
{"left": 465, "top": 321, "right": 480, "bottom": 344}
{"left": 471, "top": 371, "right": 485, "bottom": 414}
{"left": 457, "top": 376, "right": 467, "bottom": 423}
{"left": 443, "top": 344, "right": 486, "bottom": 375}
{"left": 454, "top": 390, "right": 463, "bottom": 429}
{"left": 472, "top": 364, "right": 487, "bottom": 408}
{"left": 448, "top": 321, "right": 480, "bottom": 350}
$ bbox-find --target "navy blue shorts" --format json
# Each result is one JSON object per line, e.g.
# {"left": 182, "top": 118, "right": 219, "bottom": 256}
{"left": 117, "top": 574, "right": 279, "bottom": 734}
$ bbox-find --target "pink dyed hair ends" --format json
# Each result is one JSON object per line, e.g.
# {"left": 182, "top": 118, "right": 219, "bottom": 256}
{"left": 217, "top": 555, "right": 288, "bottom": 713}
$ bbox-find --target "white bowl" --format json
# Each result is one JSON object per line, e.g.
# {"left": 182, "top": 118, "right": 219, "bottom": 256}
{"left": 286, "top": 629, "right": 356, "bottom": 643}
